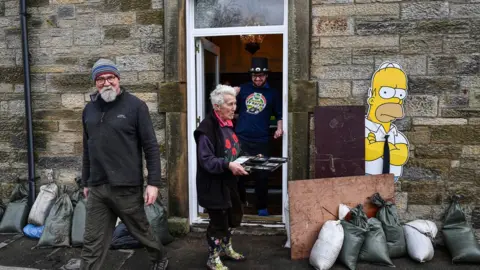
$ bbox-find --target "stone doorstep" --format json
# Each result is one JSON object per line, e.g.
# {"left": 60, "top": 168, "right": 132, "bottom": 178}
{"left": 191, "top": 223, "right": 286, "bottom": 236}
{"left": 172, "top": 214, "right": 288, "bottom": 236}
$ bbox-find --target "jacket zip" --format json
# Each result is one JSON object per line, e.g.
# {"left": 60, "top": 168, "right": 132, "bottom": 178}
{"left": 101, "top": 112, "right": 105, "bottom": 123}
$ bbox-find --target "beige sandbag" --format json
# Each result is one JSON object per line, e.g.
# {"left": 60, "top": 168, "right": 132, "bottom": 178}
{"left": 28, "top": 183, "right": 58, "bottom": 226}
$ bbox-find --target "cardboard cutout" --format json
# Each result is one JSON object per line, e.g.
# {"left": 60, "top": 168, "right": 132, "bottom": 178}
{"left": 365, "top": 62, "right": 410, "bottom": 182}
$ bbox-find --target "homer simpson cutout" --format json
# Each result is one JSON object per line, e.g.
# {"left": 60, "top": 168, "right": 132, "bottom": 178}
{"left": 365, "top": 62, "right": 410, "bottom": 182}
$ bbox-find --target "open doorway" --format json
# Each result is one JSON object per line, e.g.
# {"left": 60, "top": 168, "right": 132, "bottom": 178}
{"left": 198, "top": 35, "right": 284, "bottom": 220}
{"left": 186, "top": 0, "right": 289, "bottom": 227}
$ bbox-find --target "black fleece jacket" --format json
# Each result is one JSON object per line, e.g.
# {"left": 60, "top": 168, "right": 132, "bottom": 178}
{"left": 81, "top": 88, "right": 161, "bottom": 187}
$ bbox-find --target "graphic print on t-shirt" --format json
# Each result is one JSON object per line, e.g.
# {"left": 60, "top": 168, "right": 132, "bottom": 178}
{"left": 245, "top": 92, "right": 267, "bottom": 115}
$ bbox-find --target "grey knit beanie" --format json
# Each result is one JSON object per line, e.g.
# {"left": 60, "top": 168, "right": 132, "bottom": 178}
{"left": 91, "top": 58, "right": 120, "bottom": 81}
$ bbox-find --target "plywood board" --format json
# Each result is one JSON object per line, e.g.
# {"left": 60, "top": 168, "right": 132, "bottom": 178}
{"left": 288, "top": 174, "right": 395, "bottom": 260}
{"left": 314, "top": 106, "right": 366, "bottom": 178}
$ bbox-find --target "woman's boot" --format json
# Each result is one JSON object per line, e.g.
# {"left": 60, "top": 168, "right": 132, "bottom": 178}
{"left": 206, "top": 235, "right": 229, "bottom": 270}
{"left": 220, "top": 229, "right": 246, "bottom": 261}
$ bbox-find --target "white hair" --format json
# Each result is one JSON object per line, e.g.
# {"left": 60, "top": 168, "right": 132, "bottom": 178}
{"left": 210, "top": 84, "right": 236, "bottom": 107}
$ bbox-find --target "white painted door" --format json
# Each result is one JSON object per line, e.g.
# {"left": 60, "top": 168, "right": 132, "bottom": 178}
{"left": 195, "top": 37, "right": 220, "bottom": 214}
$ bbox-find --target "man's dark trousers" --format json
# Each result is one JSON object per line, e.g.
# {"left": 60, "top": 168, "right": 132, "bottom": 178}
{"left": 239, "top": 140, "right": 270, "bottom": 210}
{"left": 80, "top": 184, "right": 165, "bottom": 270}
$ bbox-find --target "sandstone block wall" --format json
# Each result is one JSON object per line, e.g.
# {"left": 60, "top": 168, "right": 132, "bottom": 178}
{"left": 311, "top": 1, "right": 480, "bottom": 236}
{"left": 0, "top": 0, "right": 167, "bottom": 206}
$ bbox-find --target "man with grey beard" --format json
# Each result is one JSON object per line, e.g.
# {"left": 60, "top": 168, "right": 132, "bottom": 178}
{"left": 80, "top": 59, "right": 168, "bottom": 270}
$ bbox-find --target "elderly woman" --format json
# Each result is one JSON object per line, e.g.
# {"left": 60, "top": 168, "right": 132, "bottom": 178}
{"left": 194, "top": 84, "right": 248, "bottom": 270}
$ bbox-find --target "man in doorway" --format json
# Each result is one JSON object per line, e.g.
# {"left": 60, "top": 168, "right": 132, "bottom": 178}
{"left": 80, "top": 59, "right": 168, "bottom": 270}
{"left": 234, "top": 57, "right": 283, "bottom": 216}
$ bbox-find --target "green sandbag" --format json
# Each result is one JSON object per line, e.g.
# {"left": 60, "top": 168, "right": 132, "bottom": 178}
{"left": 71, "top": 196, "right": 86, "bottom": 247}
{"left": 338, "top": 204, "right": 369, "bottom": 270}
{"left": 37, "top": 193, "right": 73, "bottom": 248}
{"left": 0, "top": 200, "right": 29, "bottom": 234}
{"left": 0, "top": 183, "right": 30, "bottom": 234}
{"left": 0, "top": 201, "right": 5, "bottom": 221}
{"left": 372, "top": 192, "right": 406, "bottom": 258}
{"left": 9, "top": 183, "right": 29, "bottom": 202}
{"left": 442, "top": 195, "right": 480, "bottom": 264}
{"left": 359, "top": 218, "right": 395, "bottom": 267}
{"left": 145, "top": 200, "right": 174, "bottom": 245}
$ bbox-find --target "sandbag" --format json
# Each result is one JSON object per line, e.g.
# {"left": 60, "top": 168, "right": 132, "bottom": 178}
{"left": 145, "top": 201, "right": 174, "bottom": 245}
{"left": 28, "top": 183, "right": 58, "bottom": 226}
{"left": 23, "top": 224, "right": 44, "bottom": 239}
{"left": 404, "top": 220, "right": 437, "bottom": 263}
{"left": 0, "top": 201, "right": 29, "bottom": 234}
{"left": 371, "top": 192, "right": 406, "bottom": 258}
{"left": 70, "top": 190, "right": 81, "bottom": 209}
{"left": 309, "top": 220, "right": 344, "bottom": 270}
{"left": 0, "top": 183, "right": 30, "bottom": 234}
{"left": 71, "top": 176, "right": 84, "bottom": 208}
{"left": 359, "top": 218, "right": 394, "bottom": 267}
{"left": 442, "top": 195, "right": 480, "bottom": 264}
{"left": 110, "top": 223, "right": 143, "bottom": 250}
{"left": 71, "top": 196, "right": 86, "bottom": 247}
{"left": 339, "top": 204, "right": 350, "bottom": 220}
{"left": 9, "top": 182, "right": 29, "bottom": 202}
{"left": 337, "top": 204, "right": 368, "bottom": 270}
{"left": 0, "top": 201, "right": 5, "bottom": 221}
{"left": 37, "top": 193, "right": 73, "bottom": 248}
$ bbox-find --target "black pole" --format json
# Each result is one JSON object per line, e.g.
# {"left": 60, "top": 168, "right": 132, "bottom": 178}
{"left": 20, "top": 0, "right": 36, "bottom": 207}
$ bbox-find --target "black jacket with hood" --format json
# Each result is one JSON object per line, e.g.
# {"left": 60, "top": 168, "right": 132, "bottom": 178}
{"left": 81, "top": 88, "right": 161, "bottom": 187}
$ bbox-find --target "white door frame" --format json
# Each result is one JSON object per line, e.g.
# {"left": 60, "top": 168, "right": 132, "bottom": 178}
{"left": 186, "top": 0, "right": 289, "bottom": 225}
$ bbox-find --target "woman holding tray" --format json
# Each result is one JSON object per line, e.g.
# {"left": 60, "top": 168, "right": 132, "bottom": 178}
{"left": 193, "top": 84, "right": 249, "bottom": 270}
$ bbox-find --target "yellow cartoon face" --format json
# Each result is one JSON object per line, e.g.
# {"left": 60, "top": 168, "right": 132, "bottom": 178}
{"left": 367, "top": 64, "right": 408, "bottom": 124}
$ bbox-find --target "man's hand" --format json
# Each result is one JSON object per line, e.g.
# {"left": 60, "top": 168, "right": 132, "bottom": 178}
{"left": 144, "top": 185, "right": 158, "bottom": 206}
{"left": 83, "top": 187, "right": 89, "bottom": 198}
{"left": 367, "top": 132, "right": 376, "bottom": 144}
{"left": 274, "top": 128, "right": 283, "bottom": 139}
{"left": 233, "top": 86, "right": 240, "bottom": 95}
{"left": 229, "top": 162, "right": 249, "bottom": 176}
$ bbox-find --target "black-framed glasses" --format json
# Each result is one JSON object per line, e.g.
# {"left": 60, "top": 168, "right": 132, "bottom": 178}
{"left": 96, "top": 76, "right": 117, "bottom": 85}
{"left": 252, "top": 74, "right": 267, "bottom": 78}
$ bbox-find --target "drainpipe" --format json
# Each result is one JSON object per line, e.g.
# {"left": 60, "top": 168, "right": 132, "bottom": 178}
{"left": 20, "top": 0, "right": 36, "bottom": 207}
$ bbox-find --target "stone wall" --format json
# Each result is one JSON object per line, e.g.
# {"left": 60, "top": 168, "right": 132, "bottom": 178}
{"left": 311, "top": 1, "right": 480, "bottom": 236}
{"left": 0, "top": 0, "right": 167, "bottom": 206}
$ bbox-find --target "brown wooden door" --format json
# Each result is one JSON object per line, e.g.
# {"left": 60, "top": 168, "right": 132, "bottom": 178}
{"left": 314, "top": 106, "right": 366, "bottom": 178}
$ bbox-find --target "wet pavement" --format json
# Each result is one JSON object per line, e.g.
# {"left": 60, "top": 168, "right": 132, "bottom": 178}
{"left": 0, "top": 232, "right": 479, "bottom": 270}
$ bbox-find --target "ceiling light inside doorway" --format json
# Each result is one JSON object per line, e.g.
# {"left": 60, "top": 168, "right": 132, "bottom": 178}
{"left": 240, "top": 34, "right": 265, "bottom": 55}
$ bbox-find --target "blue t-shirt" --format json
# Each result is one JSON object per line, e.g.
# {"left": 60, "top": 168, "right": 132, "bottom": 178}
{"left": 235, "top": 82, "right": 282, "bottom": 143}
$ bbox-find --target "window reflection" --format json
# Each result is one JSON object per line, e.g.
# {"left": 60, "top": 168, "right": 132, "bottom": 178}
{"left": 194, "top": 0, "right": 284, "bottom": 28}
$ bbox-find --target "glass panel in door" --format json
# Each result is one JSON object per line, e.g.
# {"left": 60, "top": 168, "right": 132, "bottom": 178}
{"left": 195, "top": 38, "right": 220, "bottom": 125}
{"left": 194, "top": 0, "right": 285, "bottom": 28}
